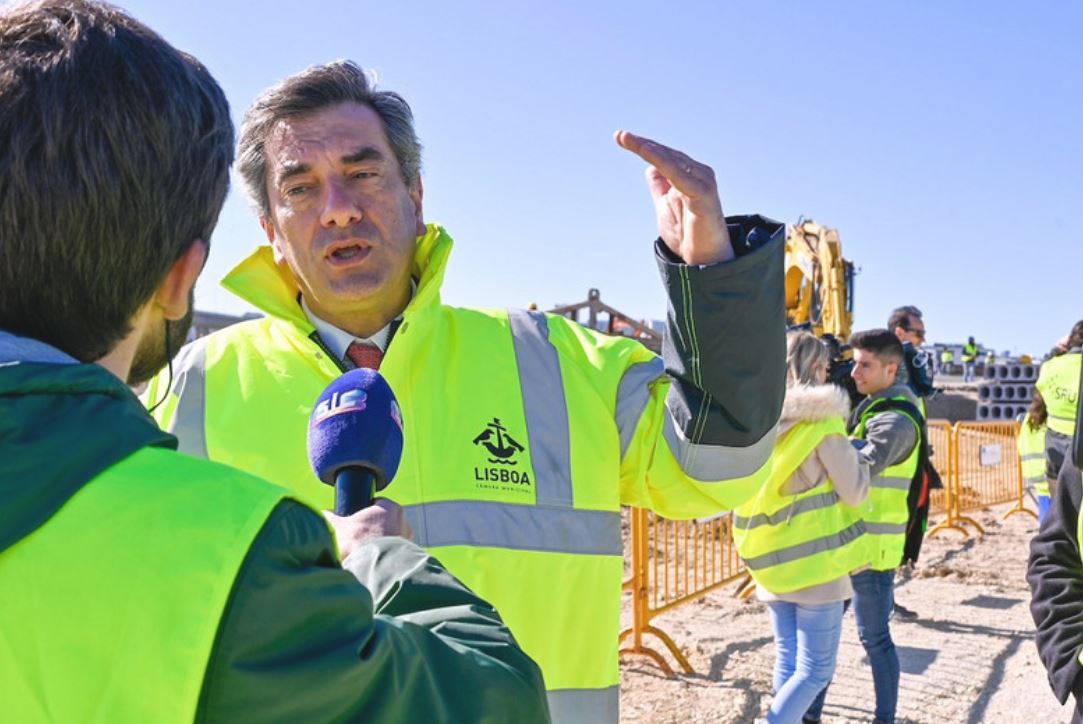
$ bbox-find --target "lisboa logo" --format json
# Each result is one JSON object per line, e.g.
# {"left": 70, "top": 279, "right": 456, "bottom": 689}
{"left": 472, "top": 418, "right": 531, "bottom": 487}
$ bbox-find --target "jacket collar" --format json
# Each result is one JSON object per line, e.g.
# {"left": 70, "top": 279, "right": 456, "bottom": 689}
{"left": 0, "top": 330, "right": 79, "bottom": 365}
{"left": 220, "top": 223, "right": 453, "bottom": 330}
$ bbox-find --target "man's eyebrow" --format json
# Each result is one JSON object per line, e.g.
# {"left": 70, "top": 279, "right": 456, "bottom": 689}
{"left": 275, "top": 162, "right": 310, "bottom": 186}
{"left": 342, "top": 146, "right": 385, "bottom": 165}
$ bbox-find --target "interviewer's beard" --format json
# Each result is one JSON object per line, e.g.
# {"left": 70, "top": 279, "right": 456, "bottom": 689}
{"left": 128, "top": 292, "right": 194, "bottom": 386}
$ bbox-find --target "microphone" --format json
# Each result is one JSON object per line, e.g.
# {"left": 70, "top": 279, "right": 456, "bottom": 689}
{"left": 307, "top": 369, "right": 404, "bottom": 516}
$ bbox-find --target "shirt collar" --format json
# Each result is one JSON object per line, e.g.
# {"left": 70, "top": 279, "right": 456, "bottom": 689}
{"left": 300, "top": 279, "right": 416, "bottom": 361}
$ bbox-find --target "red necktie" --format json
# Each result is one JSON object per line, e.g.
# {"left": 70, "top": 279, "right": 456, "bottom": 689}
{"left": 345, "top": 341, "right": 383, "bottom": 370}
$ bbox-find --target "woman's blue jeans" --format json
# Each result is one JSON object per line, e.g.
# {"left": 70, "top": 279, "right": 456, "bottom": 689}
{"left": 805, "top": 569, "right": 899, "bottom": 723}
{"left": 765, "top": 599, "right": 845, "bottom": 724}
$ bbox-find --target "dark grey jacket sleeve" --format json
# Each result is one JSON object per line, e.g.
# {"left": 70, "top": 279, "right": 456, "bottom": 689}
{"left": 1028, "top": 460, "right": 1083, "bottom": 720}
{"left": 654, "top": 214, "right": 786, "bottom": 457}
{"left": 858, "top": 413, "right": 918, "bottom": 477}
{"left": 196, "top": 500, "right": 550, "bottom": 723}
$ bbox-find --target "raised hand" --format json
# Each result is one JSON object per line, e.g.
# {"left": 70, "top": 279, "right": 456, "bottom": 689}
{"left": 615, "top": 130, "right": 734, "bottom": 265}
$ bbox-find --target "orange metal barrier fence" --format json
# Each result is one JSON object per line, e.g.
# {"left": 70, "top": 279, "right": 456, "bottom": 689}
{"left": 621, "top": 419, "right": 1037, "bottom": 675}
{"left": 619, "top": 508, "right": 745, "bottom": 674}
{"left": 928, "top": 420, "right": 1036, "bottom": 537}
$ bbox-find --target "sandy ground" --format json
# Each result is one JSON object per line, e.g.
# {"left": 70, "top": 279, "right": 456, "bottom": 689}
{"left": 619, "top": 502, "right": 1072, "bottom": 723}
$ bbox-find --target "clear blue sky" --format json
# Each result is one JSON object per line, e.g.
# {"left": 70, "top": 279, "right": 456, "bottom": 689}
{"left": 122, "top": 0, "right": 1081, "bottom": 356}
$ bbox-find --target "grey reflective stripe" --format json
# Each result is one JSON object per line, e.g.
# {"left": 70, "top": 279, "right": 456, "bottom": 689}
{"left": 1049, "top": 413, "right": 1076, "bottom": 422}
{"left": 1021, "top": 453, "right": 1045, "bottom": 462}
{"left": 741, "top": 520, "right": 866, "bottom": 571}
{"left": 547, "top": 686, "right": 619, "bottom": 724}
{"left": 169, "top": 337, "right": 208, "bottom": 459}
{"left": 1025, "top": 475, "right": 1046, "bottom": 485}
{"left": 615, "top": 357, "right": 665, "bottom": 458}
{"left": 864, "top": 521, "right": 907, "bottom": 535}
{"left": 507, "top": 309, "right": 574, "bottom": 507}
{"left": 403, "top": 500, "right": 622, "bottom": 556}
{"left": 661, "top": 412, "right": 776, "bottom": 481}
{"left": 733, "top": 491, "right": 841, "bottom": 530}
{"left": 871, "top": 475, "right": 911, "bottom": 491}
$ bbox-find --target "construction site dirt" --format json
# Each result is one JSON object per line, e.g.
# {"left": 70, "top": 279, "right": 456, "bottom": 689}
{"left": 619, "top": 502, "right": 1069, "bottom": 723}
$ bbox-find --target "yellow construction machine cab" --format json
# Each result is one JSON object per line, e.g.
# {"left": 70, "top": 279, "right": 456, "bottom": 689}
{"left": 784, "top": 218, "right": 855, "bottom": 342}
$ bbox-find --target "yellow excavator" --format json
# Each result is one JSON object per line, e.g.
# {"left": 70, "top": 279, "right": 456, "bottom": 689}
{"left": 784, "top": 218, "right": 855, "bottom": 342}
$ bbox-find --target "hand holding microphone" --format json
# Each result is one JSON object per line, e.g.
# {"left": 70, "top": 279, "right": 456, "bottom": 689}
{"left": 308, "top": 369, "right": 411, "bottom": 558}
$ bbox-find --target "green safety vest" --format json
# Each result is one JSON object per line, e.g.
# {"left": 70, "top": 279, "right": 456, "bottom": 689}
{"left": 1036, "top": 352, "right": 1080, "bottom": 437}
{"left": 940, "top": 350, "right": 954, "bottom": 363}
{"left": 853, "top": 396, "right": 921, "bottom": 571}
{"left": 733, "top": 417, "right": 870, "bottom": 593}
{"left": 1017, "top": 419, "right": 1050, "bottom": 498}
{"left": 962, "top": 343, "right": 978, "bottom": 362}
{"left": 146, "top": 224, "right": 774, "bottom": 722}
{"left": 1, "top": 447, "right": 285, "bottom": 722}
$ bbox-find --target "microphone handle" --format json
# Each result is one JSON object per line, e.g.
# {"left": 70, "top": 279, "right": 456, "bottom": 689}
{"left": 334, "top": 467, "right": 376, "bottom": 516}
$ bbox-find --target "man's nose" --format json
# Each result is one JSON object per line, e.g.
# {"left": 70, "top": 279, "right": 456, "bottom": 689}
{"left": 320, "top": 179, "right": 362, "bottom": 228}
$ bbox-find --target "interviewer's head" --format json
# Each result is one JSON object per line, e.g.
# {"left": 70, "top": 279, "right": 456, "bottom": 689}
{"left": 0, "top": 0, "right": 233, "bottom": 383}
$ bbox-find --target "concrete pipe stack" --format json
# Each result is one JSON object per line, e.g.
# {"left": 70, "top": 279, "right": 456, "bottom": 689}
{"left": 976, "top": 362, "right": 1038, "bottom": 420}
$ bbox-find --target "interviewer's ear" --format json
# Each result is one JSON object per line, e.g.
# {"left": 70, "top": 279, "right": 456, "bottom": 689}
{"left": 154, "top": 240, "right": 207, "bottom": 321}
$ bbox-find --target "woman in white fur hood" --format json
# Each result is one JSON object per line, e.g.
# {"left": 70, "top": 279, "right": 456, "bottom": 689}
{"left": 736, "top": 331, "right": 871, "bottom": 724}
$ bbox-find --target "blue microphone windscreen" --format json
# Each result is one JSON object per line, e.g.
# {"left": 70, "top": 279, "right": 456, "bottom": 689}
{"left": 307, "top": 368, "right": 404, "bottom": 490}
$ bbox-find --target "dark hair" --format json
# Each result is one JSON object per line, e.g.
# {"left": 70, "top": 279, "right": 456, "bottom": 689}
{"left": 850, "top": 328, "right": 905, "bottom": 366}
{"left": 238, "top": 60, "right": 422, "bottom": 219}
{"left": 887, "top": 305, "right": 922, "bottom": 333}
{"left": 0, "top": 0, "right": 234, "bottom": 361}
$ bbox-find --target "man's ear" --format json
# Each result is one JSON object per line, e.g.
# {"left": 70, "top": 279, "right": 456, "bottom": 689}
{"left": 260, "top": 216, "right": 289, "bottom": 264}
{"left": 155, "top": 240, "right": 207, "bottom": 321}
{"left": 410, "top": 174, "right": 425, "bottom": 236}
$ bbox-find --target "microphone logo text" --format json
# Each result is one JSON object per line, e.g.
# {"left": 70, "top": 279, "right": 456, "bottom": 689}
{"left": 313, "top": 388, "right": 368, "bottom": 423}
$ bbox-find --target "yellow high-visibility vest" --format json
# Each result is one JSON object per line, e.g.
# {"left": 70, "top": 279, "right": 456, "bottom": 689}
{"left": 1036, "top": 352, "right": 1081, "bottom": 437}
{"left": 853, "top": 397, "right": 920, "bottom": 571}
{"left": 733, "top": 417, "right": 870, "bottom": 593}
{"left": 1, "top": 448, "right": 285, "bottom": 722}
{"left": 1017, "top": 419, "right": 1050, "bottom": 498}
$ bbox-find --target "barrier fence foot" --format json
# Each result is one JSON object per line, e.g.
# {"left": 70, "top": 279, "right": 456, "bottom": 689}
{"left": 1003, "top": 504, "right": 1038, "bottom": 521}
{"left": 645, "top": 625, "right": 694, "bottom": 675}
{"left": 956, "top": 514, "right": 985, "bottom": 535}
{"left": 733, "top": 574, "right": 756, "bottom": 600}
{"left": 927, "top": 518, "right": 970, "bottom": 539}
{"left": 618, "top": 626, "right": 692, "bottom": 677}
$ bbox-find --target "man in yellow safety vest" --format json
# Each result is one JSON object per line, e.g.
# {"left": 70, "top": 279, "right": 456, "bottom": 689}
{"left": 147, "top": 61, "right": 787, "bottom": 722}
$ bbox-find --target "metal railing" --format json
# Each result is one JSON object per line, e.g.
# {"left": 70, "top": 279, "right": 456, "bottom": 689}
{"left": 619, "top": 508, "right": 746, "bottom": 674}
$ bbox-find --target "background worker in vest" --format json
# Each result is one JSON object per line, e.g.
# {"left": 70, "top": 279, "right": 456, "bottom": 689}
{"left": 805, "top": 330, "right": 922, "bottom": 724}
{"left": 1018, "top": 407, "right": 1051, "bottom": 522}
{"left": 887, "top": 305, "right": 936, "bottom": 411}
{"left": 962, "top": 336, "right": 979, "bottom": 382}
{"left": 0, "top": 3, "right": 550, "bottom": 721}
{"left": 939, "top": 347, "right": 954, "bottom": 375}
{"left": 733, "top": 332, "right": 870, "bottom": 724}
{"left": 1034, "top": 320, "right": 1083, "bottom": 491}
{"left": 146, "top": 61, "right": 786, "bottom": 722}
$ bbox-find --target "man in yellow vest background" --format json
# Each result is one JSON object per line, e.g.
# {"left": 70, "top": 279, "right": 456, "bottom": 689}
{"left": 806, "top": 330, "right": 922, "bottom": 724}
{"left": 1035, "top": 320, "right": 1083, "bottom": 491}
{"left": 0, "top": 3, "right": 550, "bottom": 721}
{"left": 962, "top": 335, "right": 979, "bottom": 382}
{"left": 148, "top": 60, "right": 787, "bottom": 722}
